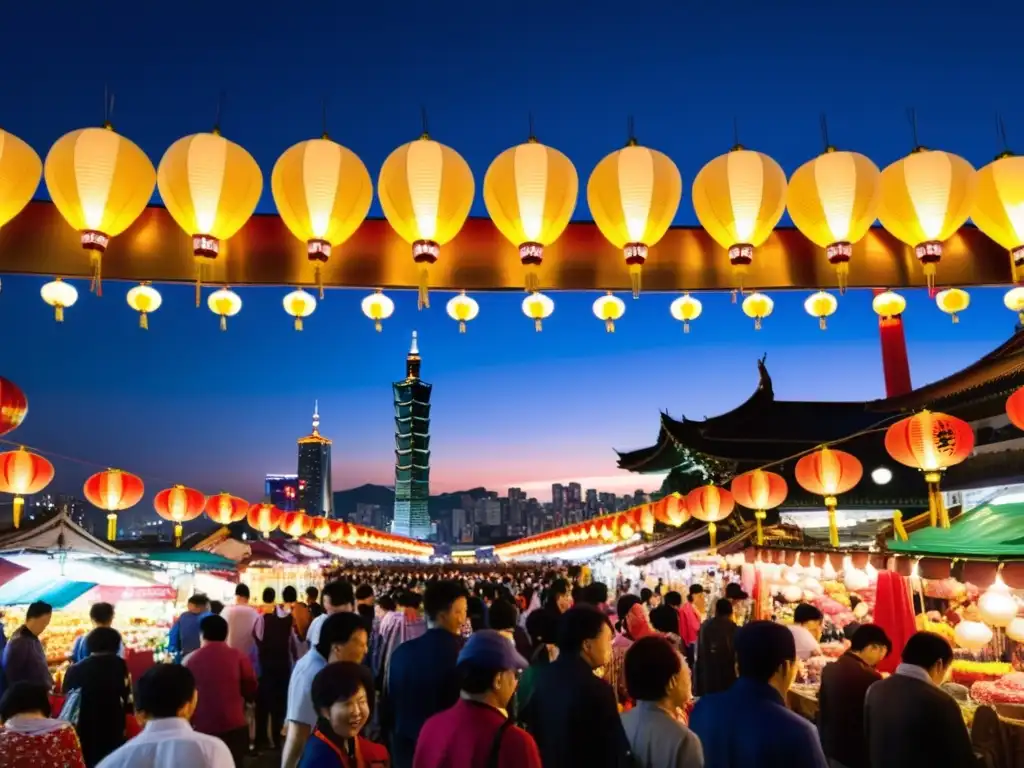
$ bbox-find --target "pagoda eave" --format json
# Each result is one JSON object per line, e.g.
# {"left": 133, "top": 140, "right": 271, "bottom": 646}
{"left": 0, "top": 202, "right": 1011, "bottom": 292}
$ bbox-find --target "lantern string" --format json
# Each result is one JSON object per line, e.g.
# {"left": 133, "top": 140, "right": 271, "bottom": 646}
{"left": 214, "top": 90, "right": 227, "bottom": 133}
{"left": 907, "top": 108, "right": 920, "bottom": 149}
{"left": 626, "top": 115, "right": 636, "bottom": 146}
{"left": 321, "top": 97, "right": 329, "bottom": 139}
{"left": 819, "top": 113, "right": 831, "bottom": 151}
{"left": 528, "top": 112, "right": 535, "bottom": 141}
{"left": 420, "top": 105, "right": 429, "bottom": 138}
{"left": 996, "top": 113, "right": 1010, "bottom": 154}
{"left": 732, "top": 117, "right": 741, "bottom": 150}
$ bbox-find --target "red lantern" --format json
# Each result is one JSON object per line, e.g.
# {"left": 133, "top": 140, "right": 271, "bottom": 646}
{"left": 686, "top": 485, "right": 735, "bottom": 551}
{"left": 205, "top": 492, "right": 249, "bottom": 526}
{"left": 638, "top": 504, "right": 656, "bottom": 535}
{"left": 795, "top": 447, "right": 862, "bottom": 547}
{"left": 310, "top": 516, "right": 339, "bottom": 542}
{"left": 1009, "top": 387, "right": 1024, "bottom": 431}
{"left": 656, "top": 494, "right": 690, "bottom": 527}
{"left": 731, "top": 469, "right": 788, "bottom": 545}
{"left": 0, "top": 378, "right": 28, "bottom": 437}
{"left": 154, "top": 485, "right": 206, "bottom": 546}
{"left": 280, "top": 511, "right": 312, "bottom": 538}
{"left": 0, "top": 448, "right": 54, "bottom": 528}
{"left": 247, "top": 502, "right": 283, "bottom": 538}
{"left": 84, "top": 469, "right": 145, "bottom": 541}
{"left": 885, "top": 410, "right": 974, "bottom": 528}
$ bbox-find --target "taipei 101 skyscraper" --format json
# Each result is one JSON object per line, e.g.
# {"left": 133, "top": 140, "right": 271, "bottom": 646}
{"left": 391, "top": 332, "right": 432, "bottom": 539}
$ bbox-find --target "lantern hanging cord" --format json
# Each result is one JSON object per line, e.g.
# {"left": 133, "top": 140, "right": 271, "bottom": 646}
{"left": 996, "top": 112, "right": 1011, "bottom": 156}
{"left": 819, "top": 113, "right": 832, "bottom": 152}
{"left": 528, "top": 111, "right": 536, "bottom": 142}
{"left": 907, "top": 108, "right": 922, "bottom": 150}
{"left": 626, "top": 115, "right": 636, "bottom": 146}
{"left": 732, "top": 117, "right": 742, "bottom": 151}
{"left": 321, "top": 96, "right": 329, "bottom": 139}
{"left": 103, "top": 86, "right": 115, "bottom": 128}
{"left": 213, "top": 90, "right": 226, "bottom": 134}
{"left": 420, "top": 105, "right": 430, "bottom": 139}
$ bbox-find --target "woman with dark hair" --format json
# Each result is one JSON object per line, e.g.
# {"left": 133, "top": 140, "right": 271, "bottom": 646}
{"left": 299, "top": 661, "right": 389, "bottom": 767}
{"left": 604, "top": 594, "right": 657, "bottom": 706}
{"left": 0, "top": 681, "right": 86, "bottom": 768}
{"left": 542, "top": 578, "right": 571, "bottom": 617}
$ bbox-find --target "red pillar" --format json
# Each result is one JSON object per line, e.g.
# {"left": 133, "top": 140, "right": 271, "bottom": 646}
{"left": 874, "top": 289, "right": 912, "bottom": 397}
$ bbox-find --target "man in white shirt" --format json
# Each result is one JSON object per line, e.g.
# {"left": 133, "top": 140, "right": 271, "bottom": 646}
{"left": 788, "top": 603, "right": 824, "bottom": 661}
{"left": 221, "top": 583, "right": 260, "bottom": 660}
{"left": 306, "top": 579, "right": 355, "bottom": 648}
{"left": 97, "top": 663, "right": 233, "bottom": 768}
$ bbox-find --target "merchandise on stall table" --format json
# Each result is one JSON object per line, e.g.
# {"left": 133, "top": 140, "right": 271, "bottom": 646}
{"left": 970, "top": 672, "right": 1024, "bottom": 706}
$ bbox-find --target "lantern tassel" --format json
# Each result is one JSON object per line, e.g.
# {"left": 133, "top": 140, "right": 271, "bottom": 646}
{"left": 605, "top": 319, "right": 615, "bottom": 333}
{"left": 55, "top": 305, "right": 65, "bottom": 323}
{"left": 825, "top": 496, "right": 839, "bottom": 547}
{"left": 12, "top": 496, "right": 23, "bottom": 529}
{"left": 107, "top": 513, "right": 117, "bottom": 541}
{"left": 754, "top": 317, "right": 762, "bottom": 331}
{"left": 952, "top": 313, "right": 959, "bottom": 324}
{"left": 683, "top": 321, "right": 690, "bottom": 334}
{"left": 417, "top": 267, "right": 430, "bottom": 310}
{"left": 629, "top": 263, "right": 642, "bottom": 299}
{"left": 174, "top": 522, "right": 183, "bottom": 548}
{"left": 924, "top": 472, "right": 949, "bottom": 528}
{"left": 90, "top": 253, "right": 103, "bottom": 297}
{"left": 893, "top": 510, "right": 909, "bottom": 542}
{"left": 374, "top": 319, "right": 383, "bottom": 332}
{"left": 924, "top": 263, "right": 937, "bottom": 297}
{"left": 315, "top": 265, "right": 324, "bottom": 300}
{"left": 525, "top": 265, "right": 540, "bottom": 294}
{"left": 295, "top": 317, "right": 303, "bottom": 332}
{"left": 708, "top": 522, "right": 717, "bottom": 553}
{"left": 220, "top": 315, "right": 227, "bottom": 332}
{"left": 139, "top": 312, "right": 148, "bottom": 330}
{"left": 754, "top": 510, "right": 766, "bottom": 546}
{"left": 459, "top": 320, "right": 466, "bottom": 333}
{"left": 534, "top": 318, "right": 543, "bottom": 332}
{"left": 836, "top": 262, "right": 849, "bottom": 295}
{"left": 819, "top": 316, "right": 827, "bottom": 331}
{"left": 195, "top": 263, "right": 205, "bottom": 307}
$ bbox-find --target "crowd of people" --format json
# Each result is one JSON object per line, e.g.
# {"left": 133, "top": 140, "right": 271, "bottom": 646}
{"left": 0, "top": 564, "right": 982, "bottom": 767}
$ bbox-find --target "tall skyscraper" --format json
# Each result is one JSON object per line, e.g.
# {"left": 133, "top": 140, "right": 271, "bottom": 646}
{"left": 392, "top": 332, "right": 432, "bottom": 540}
{"left": 265, "top": 474, "right": 299, "bottom": 511}
{"left": 552, "top": 483, "right": 565, "bottom": 514}
{"left": 297, "top": 402, "right": 333, "bottom": 517}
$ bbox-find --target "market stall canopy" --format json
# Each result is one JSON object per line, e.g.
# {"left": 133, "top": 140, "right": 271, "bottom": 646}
{"left": 0, "top": 576, "right": 95, "bottom": 608}
{"left": 0, "top": 557, "right": 27, "bottom": 589}
{"left": 889, "top": 501, "right": 1024, "bottom": 559}
{"left": 0, "top": 510, "right": 123, "bottom": 556}
{"left": 136, "top": 550, "right": 237, "bottom": 570}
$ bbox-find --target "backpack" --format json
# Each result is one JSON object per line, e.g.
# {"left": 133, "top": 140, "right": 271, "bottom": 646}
{"left": 59, "top": 688, "right": 82, "bottom": 727}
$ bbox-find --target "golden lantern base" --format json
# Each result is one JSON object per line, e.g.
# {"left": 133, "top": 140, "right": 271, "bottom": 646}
{"left": 708, "top": 521, "right": 718, "bottom": 553}
{"left": 13, "top": 496, "right": 23, "bottom": 529}
{"left": 174, "top": 522, "right": 183, "bottom": 548}
{"left": 754, "top": 509, "right": 766, "bottom": 546}
{"left": 827, "top": 243, "right": 852, "bottom": 295}
{"left": 520, "top": 244, "right": 543, "bottom": 293}
{"left": 107, "top": 513, "right": 117, "bottom": 541}
{"left": 825, "top": 496, "right": 839, "bottom": 547}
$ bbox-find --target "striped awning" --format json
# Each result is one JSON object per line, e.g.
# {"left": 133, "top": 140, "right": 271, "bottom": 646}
{"left": 0, "top": 576, "right": 97, "bottom": 608}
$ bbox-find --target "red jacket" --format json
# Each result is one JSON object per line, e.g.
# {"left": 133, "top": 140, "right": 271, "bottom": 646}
{"left": 413, "top": 699, "right": 542, "bottom": 768}
{"left": 678, "top": 603, "right": 702, "bottom": 646}
{"left": 183, "top": 641, "right": 258, "bottom": 734}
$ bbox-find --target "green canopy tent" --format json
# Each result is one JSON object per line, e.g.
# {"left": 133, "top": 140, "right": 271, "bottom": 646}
{"left": 889, "top": 502, "right": 1024, "bottom": 559}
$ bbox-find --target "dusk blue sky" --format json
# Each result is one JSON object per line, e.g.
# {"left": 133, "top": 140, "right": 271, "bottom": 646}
{"left": 1, "top": 1, "right": 1021, "bottom": 514}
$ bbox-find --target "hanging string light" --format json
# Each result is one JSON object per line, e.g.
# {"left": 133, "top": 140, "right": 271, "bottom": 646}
{"left": 283, "top": 289, "right": 317, "bottom": 331}
{"left": 446, "top": 291, "right": 479, "bottom": 333}
{"left": 126, "top": 283, "right": 162, "bottom": 329}
{"left": 669, "top": 294, "right": 702, "bottom": 333}
{"left": 361, "top": 290, "right": 395, "bottom": 331}
{"left": 804, "top": 291, "right": 838, "bottom": 330}
{"left": 522, "top": 292, "right": 554, "bottom": 331}
{"left": 207, "top": 288, "right": 242, "bottom": 331}
{"left": 935, "top": 287, "right": 970, "bottom": 323}
{"left": 592, "top": 292, "right": 625, "bottom": 332}
{"left": 41, "top": 279, "right": 78, "bottom": 322}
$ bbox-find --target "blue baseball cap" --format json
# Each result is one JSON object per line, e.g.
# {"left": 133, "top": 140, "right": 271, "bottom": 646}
{"left": 457, "top": 630, "right": 529, "bottom": 671}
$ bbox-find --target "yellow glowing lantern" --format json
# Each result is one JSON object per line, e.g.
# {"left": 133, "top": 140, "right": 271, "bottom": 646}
{"left": 378, "top": 134, "right": 474, "bottom": 309}
{"left": 742, "top": 292, "right": 774, "bottom": 330}
{"left": 872, "top": 290, "right": 907, "bottom": 319}
{"left": 0, "top": 129, "right": 41, "bottom": 231}
{"left": 593, "top": 292, "right": 625, "bottom": 333}
{"left": 446, "top": 291, "right": 479, "bottom": 333}
{"left": 878, "top": 149, "right": 975, "bottom": 293}
{"left": 935, "top": 287, "right": 969, "bottom": 323}
{"left": 207, "top": 287, "right": 241, "bottom": 331}
{"left": 669, "top": 294, "right": 702, "bottom": 333}
{"left": 283, "top": 289, "right": 316, "bottom": 331}
{"left": 522, "top": 292, "right": 554, "bottom": 331}
{"left": 1008, "top": 617, "right": 1024, "bottom": 643}
{"left": 954, "top": 619, "right": 993, "bottom": 652}
{"left": 587, "top": 139, "right": 681, "bottom": 298}
{"left": 978, "top": 574, "right": 1017, "bottom": 628}
{"left": 692, "top": 147, "right": 788, "bottom": 294}
{"left": 157, "top": 131, "right": 263, "bottom": 305}
{"left": 1005, "top": 286, "right": 1024, "bottom": 324}
{"left": 45, "top": 124, "right": 156, "bottom": 296}
{"left": 485, "top": 137, "right": 578, "bottom": 292}
{"left": 40, "top": 278, "right": 78, "bottom": 322}
{"left": 272, "top": 137, "right": 372, "bottom": 298}
{"left": 787, "top": 149, "right": 880, "bottom": 293}
{"left": 971, "top": 153, "right": 1024, "bottom": 281}
{"left": 804, "top": 290, "right": 838, "bottom": 330}
{"left": 126, "top": 283, "right": 162, "bottom": 329}
{"left": 361, "top": 290, "right": 395, "bottom": 331}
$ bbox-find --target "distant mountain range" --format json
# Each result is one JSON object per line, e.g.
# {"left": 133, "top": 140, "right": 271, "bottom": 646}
{"left": 332, "top": 484, "right": 493, "bottom": 521}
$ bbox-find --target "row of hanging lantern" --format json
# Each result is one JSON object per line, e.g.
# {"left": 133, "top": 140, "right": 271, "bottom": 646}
{"left": 498, "top": 388, "right": 1024, "bottom": 559}
{"left": 3, "top": 116, "right": 1024, "bottom": 316}
{"left": 33, "top": 277, "right": 1017, "bottom": 334}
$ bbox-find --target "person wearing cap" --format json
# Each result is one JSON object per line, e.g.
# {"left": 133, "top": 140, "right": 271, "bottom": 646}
{"left": 693, "top": 599, "right": 737, "bottom": 697}
{"left": 723, "top": 583, "right": 748, "bottom": 622}
{"left": 689, "top": 621, "right": 827, "bottom": 768}
{"left": 412, "top": 630, "right": 541, "bottom": 768}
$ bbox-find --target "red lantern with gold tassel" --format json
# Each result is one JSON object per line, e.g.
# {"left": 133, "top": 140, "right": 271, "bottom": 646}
{"left": 885, "top": 410, "right": 974, "bottom": 529}
{"left": 205, "top": 492, "right": 249, "bottom": 526}
{"left": 153, "top": 485, "right": 206, "bottom": 547}
{"left": 654, "top": 494, "right": 690, "bottom": 528}
{"left": 795, "top": 447, "right": 862, "bottom": 547}
{"left": 0, "top": 378, "right": 28, "bottom": 437}
{"left": 731, "top": 469, "right": 788, "bottom": 546}
{"left": 1008, "top": 387, "right": 1024, "bottom": 430}
{"left": 247, "top": 502, "right": 283, "bottom": 538}
{"left": 0, "top": 448, "right": 54, "bottom": 528}
{"left": 84, "top": 469, "right": 145, "bottom": 540}
{"left": 280, "top": 511, "right": 312, "bottom": 538}
{"left": 686, "top": 485, "right": 734, "bottom": 552}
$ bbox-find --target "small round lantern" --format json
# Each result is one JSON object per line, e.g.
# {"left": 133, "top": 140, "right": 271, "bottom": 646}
{"left": 153, "top": 485, "right": 206, "bottom": 547}
{"left": 884, "top": 410, "right": 974, "bottom": 528}
{"left": 446, "top": 291, "right": 479, "bottom": 333}
{"left": 522, "top": 292, "right": 555, "bottom": 332}
{"left": 670, "top": 294, "right": 702, "bottom": 333}
{"left": 207, "top": 288, "right": 242, "bottom": 331}
{"left": 872, "top": 290, "right": 907, "bottom": 319}
{"left": 283, "top": 289, "right": 317, "bottom": 331}
{"left": 654, "top": 494, "right": 689, "bottom": 527}
{"left": 1008, "top": 387, "right": 1024, "bottom": 430}
{"left": 0, "top": 448, "right": 54, "bottom": 528}
{"left": 0, "top": 378, "right": 28, "bottom": 437}
{"left": 205, "top": 492, "right": 249, "bottom": 526}
{"left": 686, "top": 484, "right": 735, "bottom": 551}
{"left": 126, "top": 283, "right": 162, "bottom": 329}
{"left": 280, "top": 511, "right": 312, "bottom": 538}
{"left": 978, "top": 574, "right": 1018, "bottom": 628}
{"left": 731, "top": 469, "right": 788, "bottom": 545}
{"left": 935, "top": 287, "right": 969, "bottom": 323}
{"left": 795, "top": 447, "right": 863, "bottom": 547}
{"left": 593, "top": 293, "right": 625, "bottom": 332}
{"left": 247, "top": 502, "right": 284, "bottom": 538}
{"left": 41, "top": 279, "right": 78, "bottom": 322}
{"left": 804, "top": 291, "right": 838, "bottom": 330}
{"left": 1008, "top": 617, "right": 1024, "bottom": 643}
{"left": 954, "top": 619, "right": 993, "bottom": 653}
{"left": 361, "top": 290, "right": 395, "bottom": 332}
{"left": 84, "top": 468, "right": 145, "bottom": 540}
{"left": 1004, "top": 287, "right": 1024, "bottom": 324}
{"left": 742, "top": 292, "right": 774, "bottom": 330}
